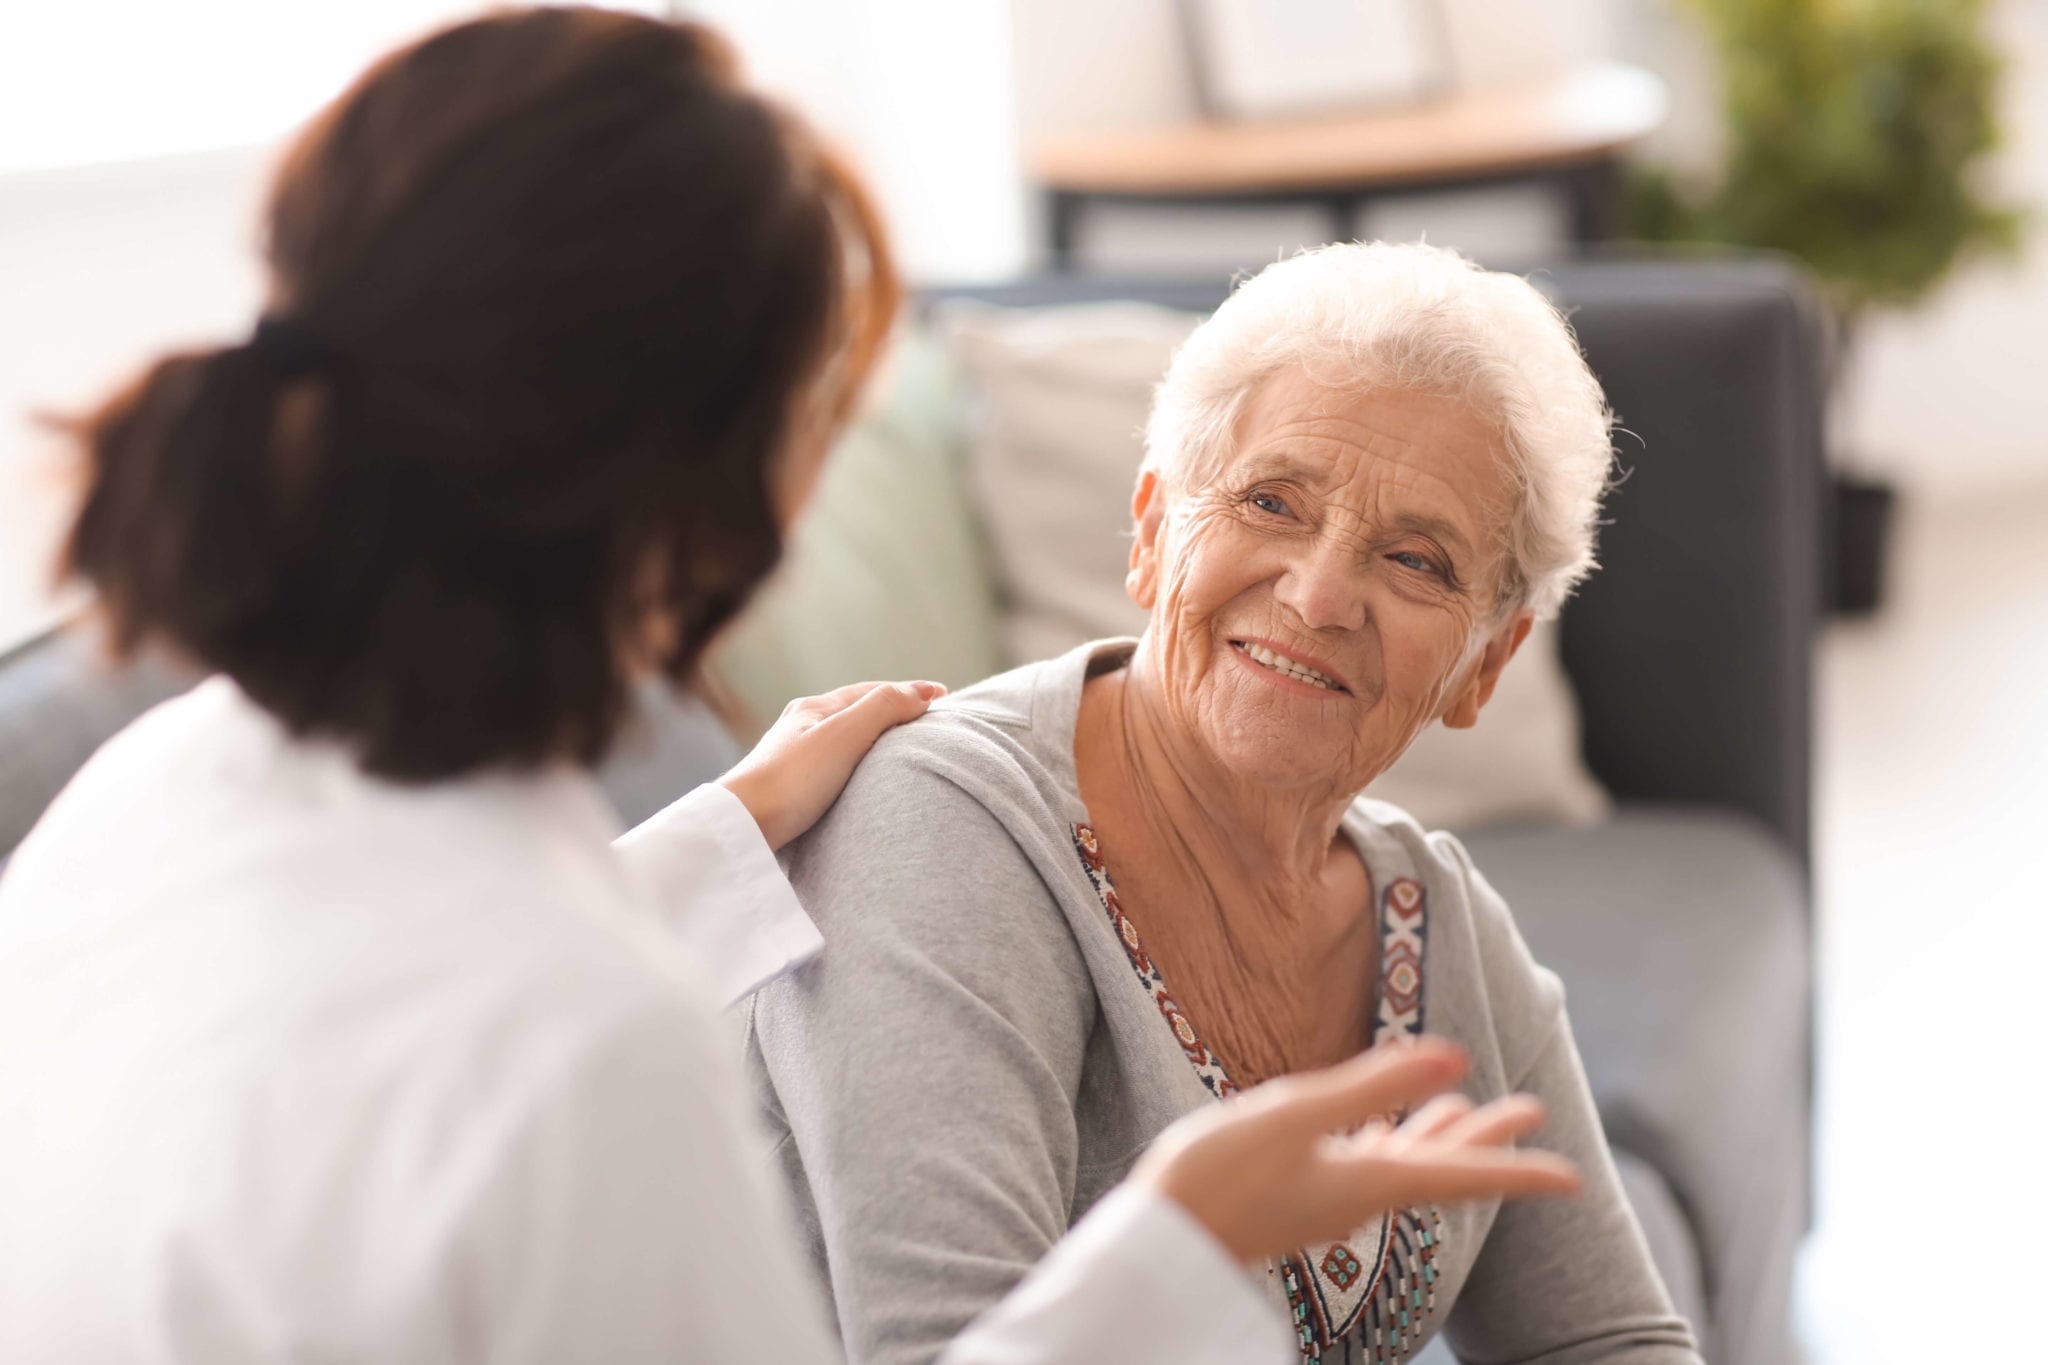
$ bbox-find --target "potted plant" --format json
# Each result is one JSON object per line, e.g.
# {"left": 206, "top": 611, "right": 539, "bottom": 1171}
{"left": 1629, "top": 0, "right": 2025, "bottom": 614}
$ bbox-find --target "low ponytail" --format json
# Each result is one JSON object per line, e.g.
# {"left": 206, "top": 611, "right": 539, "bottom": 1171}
{"left": 52, "top": 8, "right": 901, "bottom": 782}
{"left": 64, "top": 341, "right": 322, "bottom": 665}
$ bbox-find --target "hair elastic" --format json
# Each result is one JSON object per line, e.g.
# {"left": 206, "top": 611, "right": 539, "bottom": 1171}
{"left": 248, "top": 315, "right": 339, "bottom": 378}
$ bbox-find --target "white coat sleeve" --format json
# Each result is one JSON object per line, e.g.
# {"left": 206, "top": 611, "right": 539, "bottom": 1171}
{"left": 613, "top": 782, "right": 821, "bottom": 1007}
{"left": 941, "top": 1183, "right": 1294, "bottom": 1365}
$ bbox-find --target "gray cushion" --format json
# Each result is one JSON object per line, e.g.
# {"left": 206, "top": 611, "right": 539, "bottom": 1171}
{"left": 1461, "top": 807, "right": 1808, "bottom": 1365}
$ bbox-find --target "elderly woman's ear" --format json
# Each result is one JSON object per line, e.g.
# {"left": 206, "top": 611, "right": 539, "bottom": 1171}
{"left": 1441, "top": 610, "right": 1535, "bottom": 729}
{"left": 1125, "top": 467, "right": 1167, "bottom": 610}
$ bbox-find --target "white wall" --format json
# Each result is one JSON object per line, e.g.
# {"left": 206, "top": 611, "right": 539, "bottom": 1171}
{"left": 0, "top": 147, "right": 273, "bottom": 645}
{"left": 684, "top": 0, "right": 1025, "bottom": 281}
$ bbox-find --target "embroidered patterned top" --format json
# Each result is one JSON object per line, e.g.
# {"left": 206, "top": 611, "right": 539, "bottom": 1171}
{"left": 1072, "top": 821, "right": 1443, "bottom": 1365}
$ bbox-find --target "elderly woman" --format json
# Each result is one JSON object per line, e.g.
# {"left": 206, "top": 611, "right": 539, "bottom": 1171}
{"left": 744, "top": 242, "right": 1700, "bottom": 1365}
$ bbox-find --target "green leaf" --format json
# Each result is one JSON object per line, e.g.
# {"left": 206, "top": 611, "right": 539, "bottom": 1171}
{"left": 1625, "top": 0, "right": 2029, "bottom": 314}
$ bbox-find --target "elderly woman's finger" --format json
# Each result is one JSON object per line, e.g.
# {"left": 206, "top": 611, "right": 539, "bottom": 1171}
{"left": 1287, "top": 1147, "right": 1578, "bottom": 1248}
{"left": 1382, "top": 1092, "right": 1476, "bottom": 1153}
{"left": 1431, "top": 1094, "right": 1547, "bottom": 1151}
{"left": 1257, "top": 1038, "right": 1468, "bottom": 1139}
{"left": 1359, "top": 1148, "right": 1583, "bottom": 1208}
{"left": 1392, "top": 1154, "right": 1581, "bottom": 1203}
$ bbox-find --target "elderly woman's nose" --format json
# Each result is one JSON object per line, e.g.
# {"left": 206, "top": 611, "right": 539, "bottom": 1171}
{"left": 1274, "top": 551, "right": 1367, "bottom": 632}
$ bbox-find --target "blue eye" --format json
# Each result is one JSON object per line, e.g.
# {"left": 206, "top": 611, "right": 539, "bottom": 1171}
{"left": 1251, "top": 492, "right": 1291, "bottom": 516}
{"left": 1392, "top": 551, "right": 1439, "bottom": 575}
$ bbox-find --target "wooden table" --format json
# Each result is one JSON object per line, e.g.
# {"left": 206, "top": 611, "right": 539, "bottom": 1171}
{"left": 1028, "top": 63, "right": 1666, "bottom": 267}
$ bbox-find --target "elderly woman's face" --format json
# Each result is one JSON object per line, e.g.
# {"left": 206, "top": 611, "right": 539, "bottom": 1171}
{"left": 1130, "top": 367, "right": 1531, "bottom": 796}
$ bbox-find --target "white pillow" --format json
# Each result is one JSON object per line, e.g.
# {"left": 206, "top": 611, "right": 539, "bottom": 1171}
{"left": 938, "top": 300, "right": 1608, "bottom": 833}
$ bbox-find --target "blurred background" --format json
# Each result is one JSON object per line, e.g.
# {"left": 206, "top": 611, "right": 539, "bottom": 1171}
{"left": 3, "top": 3, "right": 2043, "bottom": 1361}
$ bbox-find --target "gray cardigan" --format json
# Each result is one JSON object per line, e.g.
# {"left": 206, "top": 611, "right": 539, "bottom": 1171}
{"left": 744, "top": 640, "right": 1699, "bottom": 1364}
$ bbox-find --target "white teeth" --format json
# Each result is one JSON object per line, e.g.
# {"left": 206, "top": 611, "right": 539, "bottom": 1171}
{"left": 1236, "top": 641, "right": 1338, "bottom": 690}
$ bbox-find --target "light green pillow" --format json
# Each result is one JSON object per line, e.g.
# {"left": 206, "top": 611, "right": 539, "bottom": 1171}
{"left": 708, "top": 326, "right": 1005, "bottom": 738}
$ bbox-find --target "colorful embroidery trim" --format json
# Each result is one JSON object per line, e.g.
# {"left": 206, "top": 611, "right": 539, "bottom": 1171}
{"left": 1073, "top": 823, "right": 1237, "bottom": 1098}
{"left": 1071, "top": 822, "right": 1443, "bottom": 1364}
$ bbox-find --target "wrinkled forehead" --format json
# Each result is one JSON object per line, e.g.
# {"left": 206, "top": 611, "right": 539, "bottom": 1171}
{"left": 1206, "top": 368, "right": 1517, "bottom": 538}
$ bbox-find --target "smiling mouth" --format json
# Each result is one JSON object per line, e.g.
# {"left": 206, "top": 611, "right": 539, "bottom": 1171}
{"left": 1228, "top": 640, "right": 1350, "bottom": 694}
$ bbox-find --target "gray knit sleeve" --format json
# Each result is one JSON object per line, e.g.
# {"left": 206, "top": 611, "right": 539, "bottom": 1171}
{"left": 744, "top": 739, "right": 1099, "bottom": 1365}
{"left": 1439, "top": 846, "right": 1703, "bottom": 1364}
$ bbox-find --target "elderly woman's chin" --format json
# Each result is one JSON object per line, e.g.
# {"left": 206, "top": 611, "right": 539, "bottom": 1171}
{"left": 1183, "top": 633, "right": 1398, "bottom": 795}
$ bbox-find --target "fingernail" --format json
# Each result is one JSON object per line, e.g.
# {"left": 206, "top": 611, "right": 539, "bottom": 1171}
{"left": 914, "top": 681, "right": 947, "bottom": 700}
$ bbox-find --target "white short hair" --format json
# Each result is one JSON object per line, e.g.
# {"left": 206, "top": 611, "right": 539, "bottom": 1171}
{"left": 1142, "top": 242, "right": 1614, "bottom": 621}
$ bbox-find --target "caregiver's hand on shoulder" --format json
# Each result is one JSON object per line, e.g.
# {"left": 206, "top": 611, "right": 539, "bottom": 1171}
{"left": 719, "top": 680, "right": 946, "bottom": 851}
{"left": 1131, "top": 1037, "right": 1581, "bottom": 1266}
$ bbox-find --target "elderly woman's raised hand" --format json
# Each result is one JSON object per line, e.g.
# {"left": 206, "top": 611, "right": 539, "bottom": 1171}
{"left": 1130, "top": 1037, "right": 1581, "bottom": 1266}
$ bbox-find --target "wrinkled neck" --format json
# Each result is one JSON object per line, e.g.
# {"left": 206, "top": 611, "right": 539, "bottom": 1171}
{"left": 1077, "top": 646, "right": 1362, "bottom": 950}
{"left": 1074, "top": 648, "right": 1381, "bottom": 1083}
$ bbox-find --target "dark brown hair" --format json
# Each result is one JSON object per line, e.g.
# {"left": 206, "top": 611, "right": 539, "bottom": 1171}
{"left": 62, "top": 6, "right": 898, "bottom": 780}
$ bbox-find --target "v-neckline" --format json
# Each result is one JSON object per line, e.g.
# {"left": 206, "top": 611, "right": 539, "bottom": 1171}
{"left": 1069, "top": 818, "right": 1442, "bottom": 1363}
{"left": 1069, "top": 818, "right": 1420, "bottom": 1097}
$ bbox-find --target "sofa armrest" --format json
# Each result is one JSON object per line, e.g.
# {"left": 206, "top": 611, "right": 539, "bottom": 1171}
{"left": 0, "top": 626, "right": 195, "bottom": 861}
{"left": 0, "top": 623, "right": 739, "bottom": 864}
{"left": 1463, "top": 808, "right": 1810, "bottom": 1365}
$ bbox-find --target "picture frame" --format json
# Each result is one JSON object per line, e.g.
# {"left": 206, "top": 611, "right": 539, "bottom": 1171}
{"left": 1179, "top": 0, "right": 1450, "bottom": 122}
